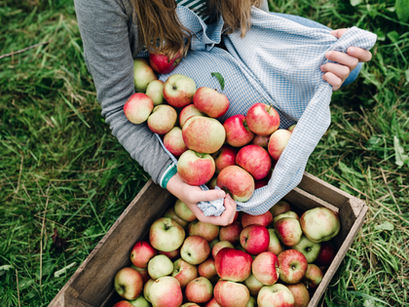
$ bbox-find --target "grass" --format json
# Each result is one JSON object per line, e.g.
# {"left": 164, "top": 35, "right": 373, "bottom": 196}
{"left": 0, "top": 0, "right": 408, "bottom": 306}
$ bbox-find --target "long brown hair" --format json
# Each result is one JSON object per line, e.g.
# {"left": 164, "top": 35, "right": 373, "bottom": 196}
{"left": 131, "top": 0, "right": 261, "bottom": 57}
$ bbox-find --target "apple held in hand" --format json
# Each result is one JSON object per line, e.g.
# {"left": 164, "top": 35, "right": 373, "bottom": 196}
{"left": 214, "top": 280, "right": 250, "bottom": 307}
{"left": 246, "top": 103, "right": 280, "bottom": 136}
{"left": 130, "top": 241, "right": 156, "bottom": 268}
{"left": 133, "top": 58, "right": 157, "bottom": 92}
{"left": 223, "top": 114, "right": 254, "bottom": 147}
{"left": 147, "top": 104, "right": 177, "bottom": 134}
{"left": 123, "top": 93, "right": 154, "bottom": 124}
{"left": 179, "top": 104, "right": 204, "bottom": 128}
{"left": 293, "top": 235, "right": 321, "bottom": 263}
{"left": 149, "top": 217, "right": 185, "bottom": 252}
{"left": 268, "top": 129, "right": 292, "bottom": 160}
{"left": 236, "top": 144, "right": 272, "bottom": 180}
{"left": 177, "top": 150, "right": 215, "bottom": 186}
{"left": 300, "top": 207, "right": 340, "bottom": 243}
{"left": 217, "top": 165, "right": 255, "bottom": 202}
{"left": 251, "top": 251, "right": 279, "bottom": 286}
{"left": 257, "top": 283, "right": 295, "bottom": 307}
{"left": 278, "top": 249, "right": 308, "bottom": 284}
{"left": 149, "top": 52, "right": 182, "bottom": 74}
{"left": 240, "top": 225, "right": 270, "bottom": 255}
{"left": 149, "top": 276, "right": 183, "bottom": 307}
{"left": 163, "top": 127, "right": 187, "bottom": 157}
{"left": 163, "top": 74, "right": 196, "bottom": 108}
{"left": 145, "top": 79, "right": 164, "bottom": 105}
{"left": 193, "top": 87, "right": 230, "bottom": 118}
{"left": 214, "top": 145, "right": 237, "bottom": 173}
{"left": 215, "top": 247, "right": 253, "bottom": 282}
{"left": 252, "top": 135, "right": 270, "bottom": 148}
{"left": 114, "top": 267, "right": 143, "bottom": 300}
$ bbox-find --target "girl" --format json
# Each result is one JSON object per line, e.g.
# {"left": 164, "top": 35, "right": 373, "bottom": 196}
{"left": 74, "top": 0, "right": 373, "bottom": 225}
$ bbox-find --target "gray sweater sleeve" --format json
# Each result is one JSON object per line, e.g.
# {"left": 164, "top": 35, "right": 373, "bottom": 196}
{"left": 74, "top": 0, "right": 174, "bottom": 184}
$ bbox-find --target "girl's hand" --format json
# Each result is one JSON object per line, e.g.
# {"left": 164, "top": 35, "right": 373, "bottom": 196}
{"left": 166, "top": 173, "right": 237, "bottom": 226}
{"left": 321, "top": 28, "right": 373, "bottom": 90}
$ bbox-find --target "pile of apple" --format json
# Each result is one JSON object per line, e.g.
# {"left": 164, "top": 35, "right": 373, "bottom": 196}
{"left": 124, "top": 56, "right": 296, "bottom": 201}
{"left": 112, "top": 198, "right": 340, "bottom": 307}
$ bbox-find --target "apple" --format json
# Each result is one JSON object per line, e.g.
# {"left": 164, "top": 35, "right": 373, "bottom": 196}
{"left": 130, "top": 241, "right": 156, "bottom": 268}
{"left": 163, "top": 127, "right": 187, "bottom": 157}
{"left": 214, "top": 145, "right": 237, "bottom": 173}
{"left": 123, "top": 93, "right": 154, "bottom": 124}
{"left": 219, "top": 222, "right": 242, "bottom": 243}
{"left": 246, "top": 103, "right": 280, "bottom": 136}
{"left": 214, "top": 280, "right": 250, "bottom": 307}
{"left": 172, "top": 258, "right": 198, "bottom": 287}
{"left": 181, "top": 304, "right": 200, "bottom": 307}
{"left": 223, "top": 114, "right": 254, "bottom": 147}
{"left": 145, "top": 79, "right": 164, "bottom": 105}
{"left": 316, "top": 241, "right": 336, "bottom": 266}
{"left": 193, "top": 87, "right": 230, "bottom": 118}
{"left": 114, "top": 267, "right": 143, "bottom": 300}
{"left": 278, "top": 249, "right": 308, "bottom": 284}
{"left": 174, "top": 199, "right": 196, "bottom": 222}
{"left": 300, "top": 207, "right": 340, "bottom": 243}
{"left": 129, "top": 296, "right": 151, "bottom": 307}
{"left": 268, "top": 129, "right": 292, "bottom": 160}
{"left": 113, "top": 301, "right": 134, "bottom": 307}
{"left": 255, "top": 178, "right": 269, "bottom": 189}
{"left": 149, "top": 276, "right": 183, "bottom": 307}
{"left": 257, "top": 283, "right": 295, "bottom": 307}
{"left": 217, "top": 165, "right": 255, "bottom": 202}
{"left": 182, "top": 116, "right": 226, "bottom": 154}
{"left": 236, "top": 145, "right": 272, "bottom": 180}
{"left": 215, "top": 247, "right": 252, "bottom": 282}
{"left": 163, "top": 74, "right": 196, "bottom": 108}
{"left": 181, "top": 235, "right": 210, "bottom": 265}
{"left": 164, "top": 207, "right": 188, "bottom": 227}
{"left": 133, "top": 58, "right": 157, "bottom": 92}
{"left": 287, "top": 283, "right": 309, "bottom": 307}
{"left": 149, "top": 52, "right": 182, "bottom": 74}
{"left": 293, "top": 235, "right": 321, "bottom": 263}
{"left": 240, "top": 225, "right": 270, "bottom": 255}
{"left": 241, "top": 211, "right": 273, "bottom": 228}
{"left": 252, "top": 251, "right": 279, "bottom": 285}
{"left": 270, "top": 200, "right": 291, "bottom": 217}
{"left": 160, "top": 248, "right": 179, "bottom": 260}
{"left": 179, "top": 104, "right": 204, "bottom": 128}
{"left": 147, "top": 104, "right": 177, "bottom": 134}
{"left": 304, "top": 264, "right": 323, "bottom": 289}
{"left": 288, "top": 124, "right": 296, "bottom": 132}
{"left": 185, "top": 276, "right": 213, "bottom": 303}
{"left": 143, "top": 279, "right": 154, "bottom": 303}
{"left": 131, "top": 265, "right": 149, "bottom": 283}
{"left": 212, "top": 240, "right": 234, "bottom": 258}
{"left": 198, "top": 258, "right": 217, "bottom": 280}
{"left": 177, "top": 150, "right": 215, "bottom": 186}
{"left": 147, "top": 254, "right": 173, "bottom": 279}
{"left": 273, "top": 211, "right": 299, "bottom": 224}
{"left": 267, "top": 228, "right": 284, "bottom": 255}
{"left": 149, "top": 217, "right": 185, "bottom": 252}
{"left": 274, "top": 217, "right": 302, "bottom": 246}
{"left": 252, "top": 135, "right": 270, "bottom": 148}
{"left": 246, "top": 296, "right": 257, "bottom": 307}
{"left": 188, "top": 221, "right": 219, "bottom": 241}
{"left": 205, "top": 298, "right": 222, "bottom": 307}
{"left": 245, "top": 274, "right": 264, "bottom": 296}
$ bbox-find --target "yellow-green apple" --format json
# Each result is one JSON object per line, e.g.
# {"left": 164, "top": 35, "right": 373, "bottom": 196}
{"left": 274, "top": 217, "right": 302, "bottom": 246}
{"left": 149, "top": 52, "right": 182, "bottom": 74}
{"left": 179, "top": 104, "right": 204, "bottom": 128}
{"left": 172, "top": 258, "right": 198, "bottom": 287}
{"left": 163, "top": 127, "right": 187, "bottom": 157}
{"left": 214, "top": 280, "right": 250, "bottom": 307}
{"left": 123, "top": 93, "right": 154, "bottom": 124}
{"left": 174, "top": 199, "right": 196, "bottom": 222}
{"left": 182, "top": 116, "right": 226, "bottom": 154}
{"left": 270, "top": 200, "right": 291, "bottom": 217}
{"left": 268, "top": 129, "right": 292, "bottom": 160}
{"left": 288, "top": 124, "right": 296, "bottom": 132}
{"left": 252, "top": 135, "right": 270, "bottom": 148}
{"left": 293, "top": 236, "right": 321, "bottom": 263}
{"left": 188, "top": 221, "right": 219, "bottom": 241}
{"left": 214, "top": 247, "right": 252, "bottom": 281}
{"left": 147, "top": 254, "right": 173, "bottom": 279}
{"left": 316, "top": 241, "right": 336, "bottom": 266}
{"left": 149, "top": 217, "right": 185, "bottom": 252}
{"left": 130, "top": 241, "right": 156, "bottom": 268}
{"left": 145, "top": 79, "right": 164, "bottom": 105}
{"left": 267, "top": 228, "right": 284, "bottom": 255}
{"left": 245, "top": 274, "right": 264, "bottom": 296}
{"left": 164, "top": 207, "right": 188, "bottom": 227}
{"left": 160, "top": 248, "right": 179, "bottom": 260}
{"left": 236, "top": 145, "right": 272, "bottom": 180}
{"left": 251, "top": 251, "right": 279, "bottom": 285}
{"left": 219, "top": 222, "right": 242, "bottom": 243}
{"left": 114, "top": 267, "right": 143, "bottom": 300}
{"left": 181, "top": 235, "right": 210, "bottom": 265}
{"left": 246, "top": 296, "right": 257, "bottom": 307}
{"left": 257, "top": 283, "right": 295, "bottom": 307}
{"left": 278, "top": 249, "right": 308, "bottom": 284}
{"left": 304, "top": 264, "right": 323, "bottom": 289}
{"left": 181, "top": 303, "right": 200, "bottom": 307}
{"left": 205, "top": 298, "right": 222, "bottom": 307}
{"left": 287, "top": 283, "right": 309, "bottom": 307}
{"left": 147, "top": 104, "right": 177, "bottom": 134}
{"left": 129, "top": 296, "right": 151, "bottom": 307}
{"left": 131, "top": 265, "right": 149, "bottom": 283}
{"left": 177, "top": 150, "right": 215, "bottom": 186}
{"left": 300, "top": 207, "right": 340, "bottom": 243}
{"left": 149, "top": 276, "right": 183, "bottom": 307}
{"left": 273, "top": 211, "right": 299, "bottom": 224}
{"left": 241, "top": 211, "right": 273, "bottom": 228}
{"left": 133, "top": 58, "right": 157, "bottom": 92}
{"left": 240, "top": 225, "right": 270, "bottom": 255}
{"left": 185, "top": 276, "right": 213, "bottom": 303}
{"left": 193, "top": 87, "right": 230, "bottom": 118}
{"left": 212, "top": 240, "right": 234, "bottom": 258}
{"left": 113, "top": 301, "right": 134, "bottom": 307}
{"left": 246, "top": 103, "right": 280, "bottom": 136}
{"left": 163, "top": 74, "right": 196, "bottom": 108}
{"left": 214, "top": 145, "right": 237, "bottom": 173}
{"left": 143, "top": 279, "right": 154, "bottom": 302}
{"left": 216, "top": 165, "right": 255, "bottom": 202}
{"left": 223, "top": 114, "right": 254, "bottom": 147}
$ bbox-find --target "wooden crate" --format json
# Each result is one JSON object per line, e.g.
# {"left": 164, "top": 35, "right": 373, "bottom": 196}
{"left": 49, "top": 172, "right": 368, "bottom": 307}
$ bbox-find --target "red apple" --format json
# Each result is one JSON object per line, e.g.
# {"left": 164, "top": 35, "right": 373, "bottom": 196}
{"left": 149, "top": 276, "right": 183, "bottom": 307}
{"left": 198, "top": 258, "right": 217, "bottom": 280}
{"left": 163, "top": 74, "right": 196, "bottom": 108}
{"left": 241, "top": 211, "right": 273, "bottom": 228}
{"left": 131, "top": 265, "right": 149, "bottom": 283}
{"left": 145, "top": 79, "right": 164, "bottom": 105}
{"left": 181, "top": 235, "right": 210, "bottom": 265}
{"left": 287, "top": 283, "right": 310, "bottom": 307}
{"left": 217, "top": 165, "right": 255, "bottom": 202}
{"left": 205, "top": 298, "right": 222, "bottom": 307}
{"left": 240, "top": 225, "right": 270, "bottom": 255}
{"left": 215, "top": 247, "right": 253, "bottom": 282}
{"left": 133, "top": 58, "right": 157, "bottom": 92}
{"left": 252, "top": 135, "right": 270, "bottom": 148}
{"left": 114, "top": 267, "right": 143, "bottom": 300}
{"left": 274, "top": 217, "right": 302, "bottom": 247}
{"left": 212, "top": 240, "right": 234, "bottom": 258}
{"left": 113, "top": 301, "right": 134, "bottom": 307}
{"left": 278, "top": 249, "right": 308, "bottom": 284}
{"left": 149, "top": 217, "right": 185, "bottom": 252}
{"left": 245, "top": 274, "right": 264, "bottom": 296}
{"left": 257, "top": 283, "right": 295, "bottom": 307}
{"left": 255, "top": 178, "right": 269, "bottom": 189}
{"left": 193, "top": 87, "right": 230, "bottom": 118}
{"left": 177, "top": 150, "right": 215, "bottom": 186}
{"left": 316, "top": 242, "right": 336, "bottom": 266}
{"left": 174, "top": 199, "right": 196, "bottom": 222}
{"left": 123, "top": 93, "right": 154, "bottom": 124}
{"left": 214, "top": 280, "right": 250, "bottom": 307}
{"left": 185, "top": 276, "right": 213, "bottom": 303}
{"left": 219, "top": 222, "right": 242, "bottom": 243}
{"left": 188, "top": 221, "right": 219, "bottom": 241}
{"left": 163, "top": 127, "right": 187, "bottom": 157}
{"left": 179, "top": 104, "right": 204, "bottom": 128}
{"left": 270, "top": 200, "right": 291, "bottom": 217}
{"left": 172, "top": 258, "right": 198, "bottom": 287}
{"left": 268, "top": 129, "right": 292, "bottom": 160}
{"left": 130, "top": 241, "right": 156, "bottom": 268}
{"left": 246, "top": 103, "right": 280, "bottom": 136}
{"left": 236, "top": 145, "right": 272, "bottom": 180}
{"left": 223, "top": 114, "right": 254, "bottom": 147}
{"left": 300, "top": 207, "right": 340, "bottom": 243}
{"left": 252, "top": 251, "right": 279, "bottom": 285}
{"left": 149, "top": 52, "right": 182, "bottom": 74}
{"left": 304, "top": 264, "right": 323, "bottom": 289}
{"left": 147, "top": 104, "right": 177, "bottom": 134}
{"left": 214, "top": 145, "right": 237, "bottom": 173}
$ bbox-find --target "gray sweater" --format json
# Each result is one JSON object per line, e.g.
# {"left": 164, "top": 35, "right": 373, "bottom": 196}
{"left": 74, "top": 0, "right": 269, "bottom": 185}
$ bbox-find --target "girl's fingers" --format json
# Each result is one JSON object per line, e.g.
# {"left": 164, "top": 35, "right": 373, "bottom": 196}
{"left": 347, "top": 47, "right": 372, "bottom": 62}
{"left": 321, "top": 62, "right": 351, "bottom": 81}
{"left": 330, "top": 28, "right": 348, "bottom": 39}
{"left": 193, "top": 189, "right": 226, "bottom": 203}
{"left": 325, "top": 51, "right": 359, "bottom": 71}
{"left": 322, "top": 72, "right": 343, "bottom": 91}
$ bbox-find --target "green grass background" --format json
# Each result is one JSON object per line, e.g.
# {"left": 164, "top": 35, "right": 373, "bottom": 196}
{"left": 0, "top": 0, "right": 408, "bottom": 306}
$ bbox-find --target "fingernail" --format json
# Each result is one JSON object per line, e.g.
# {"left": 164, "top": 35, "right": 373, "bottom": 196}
{"left": 348, "top": 47, "right": 357, "bottom": 53}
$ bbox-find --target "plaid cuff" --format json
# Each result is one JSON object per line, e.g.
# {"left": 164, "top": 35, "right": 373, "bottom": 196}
{"left": 159, "top": 163, "right": 178, "bottom": 189}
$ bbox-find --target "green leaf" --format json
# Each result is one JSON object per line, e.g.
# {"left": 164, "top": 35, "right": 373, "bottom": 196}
{"left": 375, "top": 221, "right": 395, "bottom": 231}
{"left": 387, "top": 31, "right": 399, "bottom": 43}
{"left": 393, "top": 136, "right": 409, "bottom": 167}
{"left": 350, "top": 0, "right": 363, "bottom": 6}
{"left": 211, "top": 72, "right": 225, "bottom": 91}
{"left": 395, "top": 0, "right": 409, "bottom": 22}
{"left": 405, "top": 68, "right": 409, "bottom": 84}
